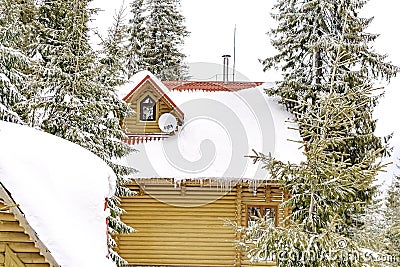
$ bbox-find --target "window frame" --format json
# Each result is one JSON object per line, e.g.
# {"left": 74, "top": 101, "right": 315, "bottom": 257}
{"left": 139, "top": 95, "right": 157, "bottom": 122}
{"left": 245, "top": 204, "right": 278, "bottom": 227}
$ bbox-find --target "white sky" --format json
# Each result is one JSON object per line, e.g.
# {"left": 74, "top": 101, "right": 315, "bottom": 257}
{"left": 93, "top": 0, "right": 400, "bottom": 187}
{"left": 93, "top": 0, "right": 400, "bottom": 81}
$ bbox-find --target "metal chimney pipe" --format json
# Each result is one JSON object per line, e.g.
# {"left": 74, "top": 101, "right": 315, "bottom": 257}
{"left": 222, "top": 55, "right": 231, "bottom": 84}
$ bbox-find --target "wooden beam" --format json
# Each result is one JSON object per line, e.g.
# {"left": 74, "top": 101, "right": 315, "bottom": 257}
{"left": 0, "top": 182, "right": 59, "bottom": 267}
{"left": 235, "top": 184, "right": 242, "bottom": 267}
{"left": 5, "top": 245, "right": 25, "bottom": 267}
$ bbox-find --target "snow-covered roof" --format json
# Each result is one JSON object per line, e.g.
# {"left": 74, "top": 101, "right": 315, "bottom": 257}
{"left": 121, "top": 71, "right": 305, "bottom": 181}
{"left": 0, "top": 121, "right": 116, "bottom": 267}
{"left": 117, "top": 70, "right": 167, "bottom": 100}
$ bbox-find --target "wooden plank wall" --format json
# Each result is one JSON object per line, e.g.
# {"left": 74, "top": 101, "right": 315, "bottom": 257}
{"left": 239, "top": 183, "right": 285, "bottom": 267}
{"left": 118, "top": 181, "right": 237, "bottom": 266}
{"left": 123, "top": 80, "right": 180, "bottom": 135}
{"left": 117, "top": 181, "right": 285, "bottom": 267}
{"left": 0, "top": 200, "right": 50, "bottom": 267}
{"left": 123, "top": 81, "right": 163, "bottom": 134}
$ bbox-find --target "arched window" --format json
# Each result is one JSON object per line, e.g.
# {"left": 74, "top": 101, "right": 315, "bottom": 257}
{"left": 140, "top": 96, "right": 156, "bottom": 121}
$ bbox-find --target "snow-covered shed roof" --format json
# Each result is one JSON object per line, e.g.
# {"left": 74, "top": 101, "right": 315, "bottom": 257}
{"left": 0, "top": 121, "right": 116, "bottom": 267}
{"left": 120, "top": 71, "right": 304, "bottom": 182}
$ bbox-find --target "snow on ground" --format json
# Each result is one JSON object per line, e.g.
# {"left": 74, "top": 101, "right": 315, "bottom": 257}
{"left": 123, "top": 71, "right": 304, "bottom": 181}
{"left": 0, "top": 121, "right": 116, "bottom": 267}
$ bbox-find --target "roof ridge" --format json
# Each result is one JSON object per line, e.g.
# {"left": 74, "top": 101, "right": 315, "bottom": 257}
{"left": 162, "top": 80, "right": 264, "bottom": 92}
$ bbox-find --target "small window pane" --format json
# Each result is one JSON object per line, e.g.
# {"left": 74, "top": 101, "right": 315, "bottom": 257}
{"left": 263, "top": 207, "right": 276, "bottom": 224}
{"left": 247, "top": 205, "right": 277, "bottom": 227}
{"left": 140, "top": 96, "right": 156, "bottom": 121}
{"left": 248, "top": 207, "right": 261, "bottom": 227}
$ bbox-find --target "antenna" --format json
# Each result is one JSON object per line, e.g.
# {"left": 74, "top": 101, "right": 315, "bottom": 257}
{"left": 233, "top": 24, "right": 236, "bottom": 82}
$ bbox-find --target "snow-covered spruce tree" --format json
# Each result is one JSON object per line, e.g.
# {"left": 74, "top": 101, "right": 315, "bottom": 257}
{"left": 99, "top": 5, "right": 130, "bottom": 86}
{"left": 263, "top": 0, "right": 397, "bottom": 110}
{"left": 24, "top": 0, "right": 135, "bottom": 265}
{"left": 237, "top": 85, "right": 388, "bottom": 267}
{"left": 0, "top": 0, "right": 36, "bottom": 123}
{"left": 230, "top": 12, "right": 394, "bottom": 266}
{"left": 139, "top": 0, "right": 189, "bottom": 80}
{"left": 96, "top": 5, "right": 140, "bottom": 266}
{"left": 385, "top": 174, "right": 400, "bottom": 265}
{"left": 262, "top": 0, "right": 398, "bottom": 223}
{"left": 126, "top": 0, "right": 147, "bottom": 78}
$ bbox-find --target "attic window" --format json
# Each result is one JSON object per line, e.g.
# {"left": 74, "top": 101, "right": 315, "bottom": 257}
{"left": 246, "top": 205, "right": 277, "bottom": 227}
{"left": 140, "top": 96, "right": 156, "bottom": 121}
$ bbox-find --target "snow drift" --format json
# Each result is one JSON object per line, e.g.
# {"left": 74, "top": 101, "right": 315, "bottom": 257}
{"left": 0, "top": 121, "right": 116, "bottom": 267}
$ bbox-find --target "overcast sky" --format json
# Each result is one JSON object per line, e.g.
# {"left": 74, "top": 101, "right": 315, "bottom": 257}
{"left": 92, "top": 0, "right": 400, "bottom": 186}
{"left": 93, "top": 0, "right": 400, "bottom": 81}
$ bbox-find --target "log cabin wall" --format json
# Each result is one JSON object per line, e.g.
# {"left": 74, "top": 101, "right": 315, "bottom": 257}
{"left": 238, "top": 183, "right": 288, "bottom": 267}
{"left": 117, "top": 180, "right": 286, "bottom": 267}
{"left": 117, "top": 180, "right": 237, "bottom": 266}
{"left": 0, "top": 200, "right": 51, "bottom": 267}
{"left": 123, "top": 80, "right": 183, "bottom": 135}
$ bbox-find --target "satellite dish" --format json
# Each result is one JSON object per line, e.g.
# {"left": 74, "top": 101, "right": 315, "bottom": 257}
{"left": 158, "top": 113, "right": 177, "bottom": 133}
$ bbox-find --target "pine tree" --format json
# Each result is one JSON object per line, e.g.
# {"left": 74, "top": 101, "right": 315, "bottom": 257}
{"left": 262, "top": 0, "right": 398, "bottom": 159}
{"left": 99, "top": 5, "right": 129, "bottom": 86}
{"left": 0, "top": 0, "right": 36, "bottom": 123}
{"left": 21, "top": 0, "right": 135, "bottom": 264}
{"left": 231, "top": 4, "right": 398, "bottom": 265}
{"left": 238, "top": 82, "right": 389, "bottom": 267}
{"left": 97, "top": 5, "right": 140, "bottom": 266}
{"left": 261, "top": 0, "right": 398, "bottom": 223}
{"left": 385, "top": 174, "right": 400, "bottom": 265}
{"left": 263, "top": 0, "right": 397, "bottom": 110}
{"left": 126, "top": 0, "right": 147, "bottom": 78}
{"left": 129, "top": 0, "right": 189, "bottom": 80}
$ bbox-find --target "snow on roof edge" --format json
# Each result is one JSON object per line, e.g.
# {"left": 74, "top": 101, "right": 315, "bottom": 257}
{"left": 116, "top": 70, "right": 171, "bottom": 100}
{"left": 0, "top": 121, "right": 117, "bottom": 267}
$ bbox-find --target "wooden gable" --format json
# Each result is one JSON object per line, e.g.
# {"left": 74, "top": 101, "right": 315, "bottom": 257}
{"left": 122, "top": 76, "right": 184, "bottom": 135}
{"left": 0, "top": 185, "right": 59, "bottom": 267}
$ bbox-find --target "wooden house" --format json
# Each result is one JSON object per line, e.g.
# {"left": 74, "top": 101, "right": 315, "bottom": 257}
{"left": 0, "top": 183, "right": 59, "bottom": 267}
{"left": 116, "top": 71, "right": 303, "bottom": 267}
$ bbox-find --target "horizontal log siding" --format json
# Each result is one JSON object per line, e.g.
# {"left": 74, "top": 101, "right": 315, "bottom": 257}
{"left": 118, "top": 181, "right": 284, "bottom": 267}
{"left": 0, "top": 200, "right": 50, "bottom": 267}
{"left": 239, "top": 184, "right": 283, "bottom": 267}
{"left": 123, "top": 80, "right": 183, "bottom": 135}
{"left": 118, "top": 182, "right": 237, "bottom": 266}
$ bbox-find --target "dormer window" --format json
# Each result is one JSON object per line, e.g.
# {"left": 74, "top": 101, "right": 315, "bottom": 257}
{"left": 140, "top": 96, "right": 156, "bottom": 121}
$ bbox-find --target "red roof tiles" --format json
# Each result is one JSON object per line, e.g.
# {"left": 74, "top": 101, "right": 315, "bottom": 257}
{"left": 162, "top": 81, "right": 264, "bottom": 92}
